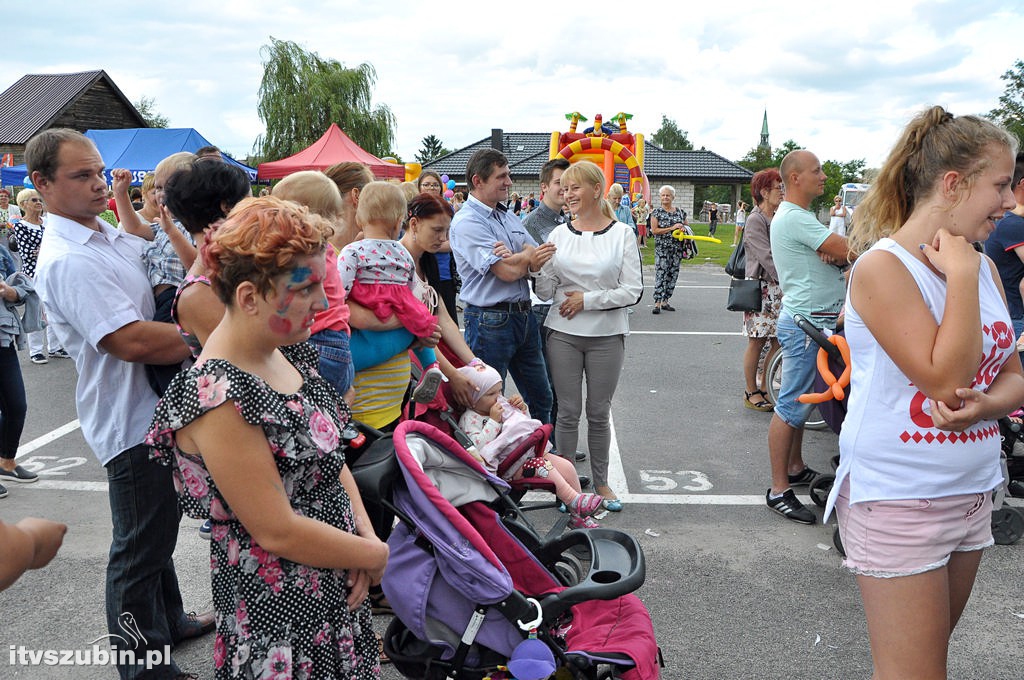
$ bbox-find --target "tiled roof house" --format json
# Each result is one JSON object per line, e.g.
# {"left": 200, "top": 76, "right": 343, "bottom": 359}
{"left": 0, "top": 70, "right": 147, "bottom": 169}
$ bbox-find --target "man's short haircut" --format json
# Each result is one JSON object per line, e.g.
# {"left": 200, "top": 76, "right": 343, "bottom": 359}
{"left": 466, "top": 148, "right": 509, "bottom": 190}
{"left": 779, "top": 150, "right": 810, "bottom": 184}
{"left": 25, "top": 128, "right": 93, "bottom": 182}
{"left": 539, "top": 157, "right": 570, "bottom": 186}
{"left": 356, "top": 181, "right": 407, "bottom": 228}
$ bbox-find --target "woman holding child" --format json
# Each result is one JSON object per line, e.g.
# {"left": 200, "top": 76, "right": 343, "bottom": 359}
{"left": 532, "top": 161, "right": 643, "bottom": 511}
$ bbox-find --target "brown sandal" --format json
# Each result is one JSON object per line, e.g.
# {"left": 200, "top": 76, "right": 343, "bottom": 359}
{"left": 744, "top": 390, "right": 773, "bottom": 412}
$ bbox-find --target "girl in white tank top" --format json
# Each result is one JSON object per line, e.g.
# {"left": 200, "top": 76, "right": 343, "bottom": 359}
{"left": 826, "top": 106, "right": 1024, "bottom": 679}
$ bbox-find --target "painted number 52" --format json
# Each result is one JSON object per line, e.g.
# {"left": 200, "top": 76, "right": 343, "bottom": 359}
{"left": 16, "top": 455, "right": 88, "bottom": 476}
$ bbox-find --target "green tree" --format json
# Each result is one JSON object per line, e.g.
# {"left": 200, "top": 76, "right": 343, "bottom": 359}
{"left": 415, "top": 135, "right": 451, "bottom": 164}
{"left": 651, "top": 115, "right": 693, "bottom": 150}
{"left": 255, "top": 37, "right": 395, "bottom": 162}
{"left": 988, "top": 59, "right": 1024, "bottom": 146}
{"left": 133, "top": 96, "right": 168, "bottom": 128}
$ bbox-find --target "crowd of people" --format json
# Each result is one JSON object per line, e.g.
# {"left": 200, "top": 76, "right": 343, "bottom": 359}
{"left": 0, "top": 133, "right": 643, "bottom": 678}
{"left": 1, "top": 105, "right": 1022, "bottom": 679}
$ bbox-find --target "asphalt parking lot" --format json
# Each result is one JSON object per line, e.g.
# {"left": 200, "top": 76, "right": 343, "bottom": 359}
{"left": 1, "top": 264, "right": 1021, "bottom": 679}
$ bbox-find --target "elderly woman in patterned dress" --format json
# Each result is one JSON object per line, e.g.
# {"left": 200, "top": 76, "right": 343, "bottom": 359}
{"left": 649, "top": 185, "right": 690, "bottom": 314}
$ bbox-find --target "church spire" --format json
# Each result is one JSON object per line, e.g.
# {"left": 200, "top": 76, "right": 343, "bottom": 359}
{"left": 759, "top": 111, "right": 770, "bottom": 150}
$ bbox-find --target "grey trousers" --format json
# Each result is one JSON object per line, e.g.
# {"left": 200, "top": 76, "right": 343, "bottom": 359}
{"left": 545, "top": 329, "right": 625, "bottom": 488}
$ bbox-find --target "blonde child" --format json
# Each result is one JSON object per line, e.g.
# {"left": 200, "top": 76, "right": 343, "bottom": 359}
{"left": 456, "top": 362, "right": 604, "bottom": 528}
{"left": 338, "top": 182, "right": 444, "bottom": 402}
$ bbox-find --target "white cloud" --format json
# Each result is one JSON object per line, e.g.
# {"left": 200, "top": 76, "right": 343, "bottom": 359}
{"left": 4, "top": 0, "right": 1023, "bottom": 171}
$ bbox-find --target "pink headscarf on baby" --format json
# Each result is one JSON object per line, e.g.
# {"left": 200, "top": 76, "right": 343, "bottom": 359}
{"left": 456, "top": 362, "right": 502, "bottom": 406}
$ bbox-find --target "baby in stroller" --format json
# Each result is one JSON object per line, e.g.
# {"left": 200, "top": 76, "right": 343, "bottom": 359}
{"left": 455, "top": 362, "right": 605, "bottom": 528}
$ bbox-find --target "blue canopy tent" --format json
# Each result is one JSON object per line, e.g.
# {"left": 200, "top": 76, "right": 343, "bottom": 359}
{"left": 0, "top": 127, "right": 256, "bottom": 186}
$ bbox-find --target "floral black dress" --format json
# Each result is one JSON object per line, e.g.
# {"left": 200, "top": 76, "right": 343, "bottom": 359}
{"left": 147, "top": 343, "right": 380, "bottom": 680}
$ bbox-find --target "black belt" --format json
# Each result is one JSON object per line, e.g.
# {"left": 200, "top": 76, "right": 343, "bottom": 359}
{"left": 474, "top": 301, "right": 532, "bottom": 313}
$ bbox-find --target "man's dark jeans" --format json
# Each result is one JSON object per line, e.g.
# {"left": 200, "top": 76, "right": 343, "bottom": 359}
{"left": 105, "top": 444, "right": 186, "bottom": 679}
{"left": 463, "top": 304, "right": 553, "bottom": 425}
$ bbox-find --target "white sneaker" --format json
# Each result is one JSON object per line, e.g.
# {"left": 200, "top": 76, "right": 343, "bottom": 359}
{"left": 30, "top": 354, "right": 48, "bottom": 364}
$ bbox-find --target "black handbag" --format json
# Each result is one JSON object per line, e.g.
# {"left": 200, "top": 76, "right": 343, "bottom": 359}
{"left": 727, "top": 277, "right": 762, "bottom": 312}
{"left": 724, "top": 234, "right": 746, "bottom": 277}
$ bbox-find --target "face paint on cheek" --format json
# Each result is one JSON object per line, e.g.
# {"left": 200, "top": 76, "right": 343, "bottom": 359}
{"left": 268, "top": 315, "right": 293, "bottom": 335}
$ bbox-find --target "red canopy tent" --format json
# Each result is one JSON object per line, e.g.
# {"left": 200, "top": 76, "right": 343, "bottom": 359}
{"left": 256, "top": 123, "right": 404, "bottom": 180}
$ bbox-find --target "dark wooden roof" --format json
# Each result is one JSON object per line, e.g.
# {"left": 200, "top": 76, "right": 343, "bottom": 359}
{"left": 425, "top": 132, "right": 752, "bottom": 184}
{"left": 0, "top": 70, "right": 147, "bottom": 144}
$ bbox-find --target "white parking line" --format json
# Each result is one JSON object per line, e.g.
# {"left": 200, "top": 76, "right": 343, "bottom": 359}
{"left": 16, "top": 419, "right": 81, "bottom": 458}
{"left": 23, "top": 416, "right": 1021, "bottom": 510}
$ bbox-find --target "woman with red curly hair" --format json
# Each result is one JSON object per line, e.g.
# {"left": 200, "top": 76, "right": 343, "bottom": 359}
{"left": 146, "top": 197, "right": 388, "bottom": 678}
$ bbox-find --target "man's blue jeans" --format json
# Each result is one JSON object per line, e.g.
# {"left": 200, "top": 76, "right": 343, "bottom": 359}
{"left": 463, "top": 304, "right": 553, "bottom": 424}
{"left": 105, "top": 444, "right": 186, "bottom": 679}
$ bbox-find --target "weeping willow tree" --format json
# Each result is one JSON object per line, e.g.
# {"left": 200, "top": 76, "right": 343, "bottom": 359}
{"left": 255, "top": 37, "right": 396, "bottom": 161}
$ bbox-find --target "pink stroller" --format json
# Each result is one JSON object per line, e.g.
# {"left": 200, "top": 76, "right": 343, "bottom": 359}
{"left": 355, "top": 420, "right": 661, "bottom": 679}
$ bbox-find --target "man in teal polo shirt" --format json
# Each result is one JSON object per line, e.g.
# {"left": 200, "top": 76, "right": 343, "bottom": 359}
{"left": 767, "top": 150, "right": 853, "bottom": 524}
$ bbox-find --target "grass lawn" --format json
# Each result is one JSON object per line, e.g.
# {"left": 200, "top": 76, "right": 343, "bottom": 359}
{"left": 639, "top": 222, "right": 738, "bottom": 268}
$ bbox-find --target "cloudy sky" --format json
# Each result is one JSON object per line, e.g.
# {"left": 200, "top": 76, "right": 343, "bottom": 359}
{"left": 8, "top": 0, "right": 1021, "bottom": 170}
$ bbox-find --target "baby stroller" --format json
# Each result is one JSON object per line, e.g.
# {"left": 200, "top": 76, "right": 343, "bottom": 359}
{"left": 352, "top": 420, "right": 661, "bottom": 680}
{"left": 786, "top": 314, "right": 1024, "bottom": 552}
{"left": 406, "top": 349, "right": 577, "bottom": 542}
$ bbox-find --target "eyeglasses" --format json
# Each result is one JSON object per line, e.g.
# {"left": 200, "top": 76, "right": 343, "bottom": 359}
{"left": 27, "top": 198, "right": 42, "bottom": 203}
{"left": 420, "top": 182, "right": 441, "bottom": 189}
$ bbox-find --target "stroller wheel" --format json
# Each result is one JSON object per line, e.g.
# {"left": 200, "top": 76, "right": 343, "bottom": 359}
{"left": 553, "top": 552, "right": 587, "bottom": 586}
{"left": 808, "top": 474, "right": 835, "bottom": 508}
{"left": 991, "top": 505, "right": 1024, "bottom": 545}
{"left": 832, "top": 526, "right": 845, "bottom": 557}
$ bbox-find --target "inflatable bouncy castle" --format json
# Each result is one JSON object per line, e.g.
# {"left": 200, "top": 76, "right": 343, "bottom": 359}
{"left": 550, "top": 112, "right": 649, "bottom": 203}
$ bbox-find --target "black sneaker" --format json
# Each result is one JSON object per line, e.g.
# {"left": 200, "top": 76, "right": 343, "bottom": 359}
{"left": 30, "top": 353, "right": 48, "bottom": 364}
{"left": 0, "top": 482, "right": 7, "bottom": 498}
{"left": 0, "top": 464, "right": 39, "bottom": 483}
{"left": 766, "top": 489, "right": 816, "bottom": 524}
{"left": 787, "top": 466, "right": 819, "bottom": 486}
{"left": 574, "top": 451, "right": 587, "bottom": 463}
{"left": 48, "top": 349, "right": 71, "bottom": 359}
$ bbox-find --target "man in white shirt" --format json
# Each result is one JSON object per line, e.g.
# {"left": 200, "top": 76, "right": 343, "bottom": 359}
{"left": 29, "top": 128, "right": 207, "bottom": 679}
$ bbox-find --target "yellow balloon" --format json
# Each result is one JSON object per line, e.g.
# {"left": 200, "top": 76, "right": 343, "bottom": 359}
{"left": 672, "top": 229, "right": 722, "bottom": 244}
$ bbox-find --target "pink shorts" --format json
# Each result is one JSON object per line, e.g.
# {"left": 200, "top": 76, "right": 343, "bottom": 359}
{"left": 834, "top": 478, "right": 994, "bottom": 578}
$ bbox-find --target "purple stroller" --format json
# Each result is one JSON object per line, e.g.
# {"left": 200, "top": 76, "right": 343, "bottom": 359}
{"left": 363, "top": 420, "right": 660, "bottom": 680}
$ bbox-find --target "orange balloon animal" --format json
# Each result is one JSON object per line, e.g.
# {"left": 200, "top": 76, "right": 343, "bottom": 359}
{"left": 797, "top": 335, "right": 851, "bottom": 404}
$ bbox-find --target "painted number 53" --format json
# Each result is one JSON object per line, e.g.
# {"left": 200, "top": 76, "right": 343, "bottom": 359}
{"left": 639, "top": 469, "right": 713, "bottom": 492}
